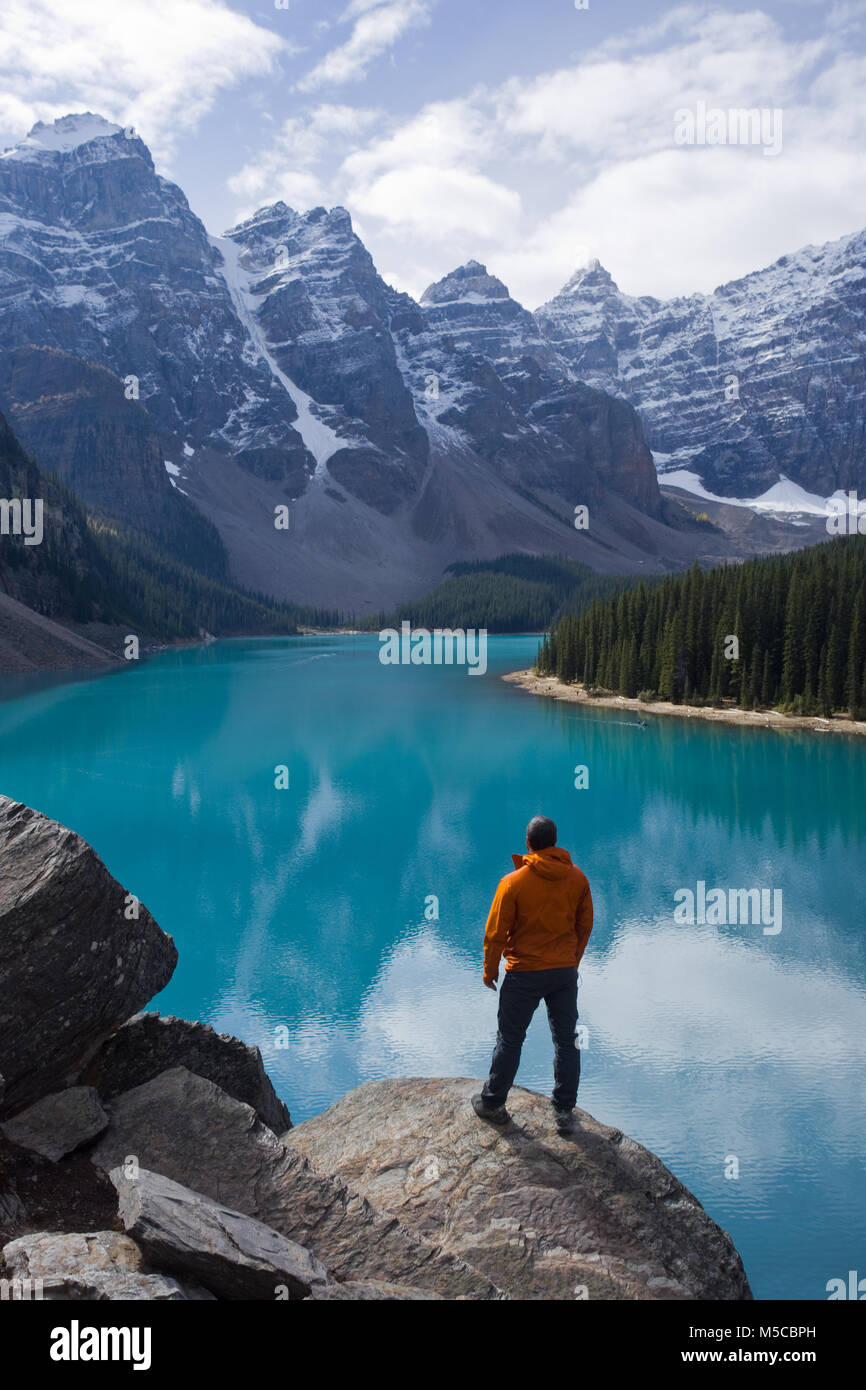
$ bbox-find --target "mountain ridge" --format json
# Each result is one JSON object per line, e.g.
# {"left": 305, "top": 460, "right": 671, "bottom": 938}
{"left": 536, "top": 226, "right": 866, "bottom": 501}
{"left": 0, "top": 113, "right": 833, "bottom": 611}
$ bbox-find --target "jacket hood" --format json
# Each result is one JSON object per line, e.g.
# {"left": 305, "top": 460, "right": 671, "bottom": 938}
{"left": 511, "top": 846, "right": 574, "bottom": 879}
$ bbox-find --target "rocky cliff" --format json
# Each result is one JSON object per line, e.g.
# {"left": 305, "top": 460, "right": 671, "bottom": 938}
{"left": 0, "top": 114, "right": 744, "bottom": 612}
{"left": 536, "top": 232, "right": 866, "bottom": 501}
{"left": 0, "top": 794, "right": 752, "bottom": 1300}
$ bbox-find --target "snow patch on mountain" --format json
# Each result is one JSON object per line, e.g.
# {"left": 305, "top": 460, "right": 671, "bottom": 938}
{"left": 163, "top": 460, "right": 189, "bottom": 495}
{"left": 660, "top": 462, "right": 836, "bottom": 517}
{"left": 212, "top": 233, "right": 346, "bottom": 473}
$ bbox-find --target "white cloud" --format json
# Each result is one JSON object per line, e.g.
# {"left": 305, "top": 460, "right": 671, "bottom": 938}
{"left": 0, "top": 0, "right": 287, "bottom": 161}
{"left": 339, "top": 99, "right": 521, "bottom": 277}
{"left": 225, "top": 4, "right": 866, "bottom": 308}
{"left": 227, "top": 103, "right": 381, "bottom": 220}
{"left": 299, "top": 0, "right": 432, "bottom": 92}
{"left": 504, "top": 140, "right": 866, "bottom": 307}
{"left": 350, "top": 164, "right": 520, "bottom": 240}
{"left": 497, "top": 17, "right": 822, "bottom": 163}
{"left": 341, "top": 97, "right": 493, "bottom": 179}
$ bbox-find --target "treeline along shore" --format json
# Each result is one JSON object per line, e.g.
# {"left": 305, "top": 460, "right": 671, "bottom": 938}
{"left": 531, "top": 536, "right": 866, "bottom": 729}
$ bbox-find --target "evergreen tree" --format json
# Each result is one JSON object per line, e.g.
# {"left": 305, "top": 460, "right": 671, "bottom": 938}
{"left": 536, "top": 537, "right": 866, "bottom": 718}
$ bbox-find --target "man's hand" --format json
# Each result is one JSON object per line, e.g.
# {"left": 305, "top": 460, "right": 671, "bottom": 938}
{"left": 483, "top": 975, "right": 497, "bottom": 990}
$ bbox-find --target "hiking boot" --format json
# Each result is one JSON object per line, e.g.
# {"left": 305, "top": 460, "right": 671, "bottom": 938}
{"left": 553, "top": 1106, "right": 577, "bottom": 1134}
{"left": 472, "top": 1093, "right": 510, "bottom": 1125}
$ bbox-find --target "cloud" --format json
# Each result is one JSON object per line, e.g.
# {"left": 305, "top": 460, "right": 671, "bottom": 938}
{"left": 351, "top": 163, "right": 521, "bottom": 241}
{"left": 0, "top": 0, "right": 287, "bottom": 161}
{"left": 339, "top": 99, "right": 520, "bottom": 246}
{"left": 227, "top": 103, "right": 381, "bottom": 219}
{"left": 226, "top": 4, "right": 866, "bottom": 307}
{"left": 299, "top": 0, "right": 432, "bottom": 92}
{"left": 496, "top": 13, "right": 823, "bottom": 164}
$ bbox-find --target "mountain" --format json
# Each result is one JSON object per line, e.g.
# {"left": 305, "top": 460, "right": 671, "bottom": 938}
{"left": 0, "top": 345, "right": 226, "bottom": 576}
{"left": 0, "top": 113, "right": 799, "bottom": 612}
{"left": 536, "top": 236, "right": 866, "bottom": 502}
{"left": 399, "top": 259, "right": 661, "bottom": 515}
{"left": 0, "top": 407, "right": 327, "bottom": 670}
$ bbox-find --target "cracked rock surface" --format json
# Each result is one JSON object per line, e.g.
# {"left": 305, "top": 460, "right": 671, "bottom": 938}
{"left": 287, "top": 1077, "right": 753, "bottom": 1301}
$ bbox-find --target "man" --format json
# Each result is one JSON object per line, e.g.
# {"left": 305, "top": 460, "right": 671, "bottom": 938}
{"left": 472, "top": 815, "right": 593, "bottom": 1134}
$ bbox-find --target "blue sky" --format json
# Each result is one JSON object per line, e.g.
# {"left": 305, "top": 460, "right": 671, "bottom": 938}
{"left": 1, "top": 0, "right": 865, "bottom": 306}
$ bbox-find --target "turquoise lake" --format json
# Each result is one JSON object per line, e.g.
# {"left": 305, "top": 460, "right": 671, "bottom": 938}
{"left": 1, "top": 633, "right": 864, "bottom": 1300}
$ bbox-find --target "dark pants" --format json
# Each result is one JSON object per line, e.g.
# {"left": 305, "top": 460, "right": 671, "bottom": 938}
{"left": 481, "top": 965, "right": 580, "bottom": 1110}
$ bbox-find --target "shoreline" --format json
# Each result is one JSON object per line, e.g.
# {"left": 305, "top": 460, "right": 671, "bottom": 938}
{"left": 503, "top": 670, "right": 866, "bottom": 739}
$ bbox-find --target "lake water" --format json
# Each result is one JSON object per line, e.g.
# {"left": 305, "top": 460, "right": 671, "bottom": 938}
{"left": 1, "top": 633, "right": 864, "bottom": 1300}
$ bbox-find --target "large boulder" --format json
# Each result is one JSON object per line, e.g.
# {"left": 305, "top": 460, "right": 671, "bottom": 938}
{"left": 111, "top": 1166, "right": 328, "bottom": 1300}
{"left": 287, "top": 1078, "right": 753, "bottom": 1301}
{"left": 90, "top": 1067, "right": 501, "bottom": 1299}
{"left": 0, "top": 797, "right": 177, "bottom": 1117}
{"left": 1, "top": 1230, "right": 214, "bottom": 1300}
{"left": 0, "top": 1087, "right": 108, "bottom": 1161}
{"left": 84, "top": 1012, "right": 290, "bottom": 1135}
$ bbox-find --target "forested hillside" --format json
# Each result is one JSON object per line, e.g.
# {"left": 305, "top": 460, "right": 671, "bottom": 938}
{"left": 0, "top": 411, "right": 335, "bottom": 641}
{"left": 537, "top": 538, "right": 866, "bottom": 719}
{"left": 364, "top": 554, "right": 639, "bottom": 633}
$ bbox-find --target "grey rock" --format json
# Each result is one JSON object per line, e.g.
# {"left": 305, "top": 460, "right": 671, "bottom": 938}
{"left": 90, "top": 1067, "right": 501, "bottom": 1300}
{"left": 0, "top": 796, "right": 178, "bottom": 1117}
{"left": 287, "top": 1077, "right": 753, "bottom": 1302}
{"left": 307, "top": 1280, "right": 442, "bottom": 1300}
{"left": 399, "top": 258, "right": 662, "bottom": 515}
{"left": 1, "top": 1086, "right": 108, "bottom": 1161}
{"left": 111, "top": 1165, "right": 327, "bottom": 1300}
{"left": 230, "top": 201, "right": 429, "bottom": 514}
{"left": 1, "top": 1229, "right": 214, "bottom": 1300}
{"left": 536, "top": 237, "right": 866, "bottom": 498}
{"left": 0, "top": 347, "right": 225, "bottom": 575}
{"left": 84, "top": 1012, "right": 290, "bottom": 1135}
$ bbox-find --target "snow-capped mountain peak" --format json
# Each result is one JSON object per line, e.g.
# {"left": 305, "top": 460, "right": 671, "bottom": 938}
{"left": 536, "top": 224, "right": 866, "bottom": 499}
{"left": 0, "top": 111, "right": 727, "bottom": 611}
{"left": 420, "top": 261, "right": 510, "bottom": 305}
{"left": 3, "top": 113, "right": 124, "bottom": 161}
{"left": 559, "top": 258, "right": 619, "bottom": 296}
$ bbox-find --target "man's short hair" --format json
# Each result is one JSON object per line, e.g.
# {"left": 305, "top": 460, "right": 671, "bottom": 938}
{"left": 526, "top": 815, "right": 557, "bottom": 850}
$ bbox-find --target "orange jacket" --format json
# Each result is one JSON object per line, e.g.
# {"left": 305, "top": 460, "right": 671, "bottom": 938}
{"left": 483, "top": 846, "right": 593, "bottom": 981}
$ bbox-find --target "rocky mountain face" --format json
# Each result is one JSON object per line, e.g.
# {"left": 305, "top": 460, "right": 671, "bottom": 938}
{"left": 0, "top": 116, "right": 299, "bottom": 453}
{"left": 0, "top": 113, "right": 734, "bottom": 612}
{"left": 0, "top": 794, "right": 752, "bottom": 1300}
{"left": 221, "top": 201, "right": 430, "bottom": 513}
{"left": 536, "top": 235, "right": 866, "bottom": 500}
{"left": 0, "top": 345, "right": 225, "bottom": 574}
{"left": 0, "top": 407, "right": 305, "bottom": 671}
{"left": 0, "top": 406, "right": 110, "bottom": 620}
{"left": 397, "top": 259, "right": 662, "bottom": 517}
